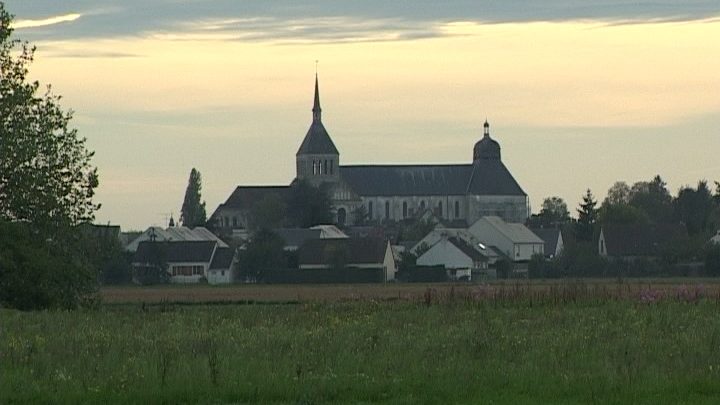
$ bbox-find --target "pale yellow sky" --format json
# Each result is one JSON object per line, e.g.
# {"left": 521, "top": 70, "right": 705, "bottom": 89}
{"left": 15, "top": 14, "right": 720, "bottom": 228}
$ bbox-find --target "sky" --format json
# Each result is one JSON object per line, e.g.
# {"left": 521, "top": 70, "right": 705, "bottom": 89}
{"left": 4, "top": 1, "right": 720, "bottom": 230}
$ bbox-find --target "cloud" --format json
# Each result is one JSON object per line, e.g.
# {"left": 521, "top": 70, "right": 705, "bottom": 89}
{"left": 5, "top": 0, "right": 720, "bottom": 44}
{"left": 12, "top": 13, "right": 81, "bottom": 29}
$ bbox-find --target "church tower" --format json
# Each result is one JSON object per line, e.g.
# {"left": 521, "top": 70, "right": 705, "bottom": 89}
{"left": 296, "top": 75, "right": 340, "bottom": 186}
{"left": 473, "top": 120, "right": 501, "bottom": 162}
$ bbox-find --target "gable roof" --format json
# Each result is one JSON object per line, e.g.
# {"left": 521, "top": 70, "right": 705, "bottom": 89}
{"left": 209, "top": 246, "right": 234, "bottom": 270}
{"left": 298, "top": 238, "right": 388, "bottom": 266}
{"left": 276, "top": 228, "right": 322, "bottom": 248}
{"left": 477, "top": 216, "right": 543, "bottom": 244}
{"left": 529, "top": 227, "right": 562, "bottom": 255}
{"left": 447, "top": 237, "right": 488, "bottom": 262}
{"left": 601, "top": 223, "right": 688, "bottom": 257}
{"left": 133, "top": 241, "right": 217, "bottom": 264}
{"left": 126, "top": 226, "right": 227, "bottom": 252}
{"left": 339, "top": 161, "right": 525, "bottom": 197}
{"left": 217, "top": 186, "right": 289, "bottom": 211}
{"left": 340, "top": 164, "right": 472, "bottom": 196}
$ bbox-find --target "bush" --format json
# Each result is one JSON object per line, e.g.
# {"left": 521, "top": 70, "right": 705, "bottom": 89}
{"left": 706, "top": 245, "right": 720, "bottom": 276}
{"left": 0, "top": 221, "right": 98, "bottom": 310}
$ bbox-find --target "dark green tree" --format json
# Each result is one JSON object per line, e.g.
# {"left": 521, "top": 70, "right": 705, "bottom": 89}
{"left": 287, "top": 180, "right": 333, "bottom": 228}
{"left": 629, "top": 175, "right": 673, "bottom": 224}
{"left": 0, "top": 5, "right": 99, "bottom": 231}
{"left": 528, "top": 196, "right": 570, "bottom": 227}
{"left": 238, "top": 229, "right": 286, "bottom": 281}
{"left": 249, "top": 194, "right": 286, "bottom": 231}
{"left": 599, "top": 181, "right": 648, "bottom": 225}
{"left": 351, "top": 205, "right": 369, "bottom": 226}
{"left": 674, "top": 180, "right": 714, "bottom": 235}
{"left": 576, "top": 189, "right": 598, "bottom": 242}
{"left": 180, "top": 168, "right": 207, "bottom": 228}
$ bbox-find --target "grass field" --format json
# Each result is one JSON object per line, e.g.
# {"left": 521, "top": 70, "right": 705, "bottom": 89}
{"left": 3, "top": 281, "right": 720, "bottom": 403}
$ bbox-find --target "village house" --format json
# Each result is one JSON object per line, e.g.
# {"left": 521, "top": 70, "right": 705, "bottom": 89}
{"left": 132, "top": 240, "right": 234, "bottom": 284}
{"left": 529, "top": 227, "right": 564, "bottom": 258}
{"left": 297, "top": 237, "right": 397, "bottom": 282}
{"left": 416, "top": 236, "right": 490, "bottom": 281}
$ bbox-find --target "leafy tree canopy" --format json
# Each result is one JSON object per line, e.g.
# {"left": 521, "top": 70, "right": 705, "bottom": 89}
{"left": 287, "top": 180, "right": 333, "bottom": 228}
{"left": 0, "top": 5, "right": 99, "bottom": 231}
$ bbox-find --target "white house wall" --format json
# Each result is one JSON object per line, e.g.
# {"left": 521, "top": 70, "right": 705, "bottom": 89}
{"left": 383, "top": 241, "right": 398, "bottom": 281}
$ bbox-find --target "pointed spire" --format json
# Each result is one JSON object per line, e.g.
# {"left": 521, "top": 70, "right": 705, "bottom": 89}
{"left": 312, "top": 74, "right": 322, "bottom": 122}
{"left": 483, "top": 119, "right": 490, "bottom": 137}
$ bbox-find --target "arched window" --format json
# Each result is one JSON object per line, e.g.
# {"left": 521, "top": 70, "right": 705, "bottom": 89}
{"left": 385, "top": 201, "right": 390, "bottom": 219}
{"left": 420, "top": 201, "right": 426, "bottom": 211}
{"left": 329, "top": 160, "right": 333, "bottom": 175}
{"left": 438, "top": 201, "right": 443, "bottom": 217}
{"left": 324, "top": 160, "right": 328, "bottom": 175}
{"left": 455, "top": 201, "right": 460, "bottom": 218}
{"left": 403, "top": 202, "right": 408, "bottom": 219}
{"left": 337, "top": 208, "right": 347, "bottom": 226}
{"left": 368, "top": 201, "right": 373, "bottom": 220}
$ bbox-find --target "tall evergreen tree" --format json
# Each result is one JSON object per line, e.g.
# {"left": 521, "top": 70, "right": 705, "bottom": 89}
{"left": 180, "top": 168, "right": 207, "bottom": 227}
{"left": 576, "top": 189, "right": 598, "bottom": 242}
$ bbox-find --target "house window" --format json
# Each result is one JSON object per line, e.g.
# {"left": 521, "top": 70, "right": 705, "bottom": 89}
{"left": 455, "top": 201, "right": 460, "bottom": 218}
{"left": 221, "top": 270, "right": 225, "bottom": 276}
{"left": 403, "top": 202, "right": 408, "bottom": 218}
{"left": 385, "top": 201, "right": 390, "bottom": 219}
{"left": 368, "top": 201, "right": 373, "bottom": 220}
{"left": 232, "top": 217, "right": 238, "bottom": 227}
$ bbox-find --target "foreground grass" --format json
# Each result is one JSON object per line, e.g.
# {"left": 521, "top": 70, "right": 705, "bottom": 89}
{"left": 3, "top": 297, "right": 720, "bottom": 403}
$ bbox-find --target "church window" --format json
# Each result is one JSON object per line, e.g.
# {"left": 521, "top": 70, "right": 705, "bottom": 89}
{"left": 324, "top": 160, "right": 328, "bottom": 175}
{"left": 403, "top": 202, "right": 408, "bottom": 219}
{"left": 232, "top": 217, "right": 238, "bottom": 227}
{"left": 385, "top": 201, "right": 390, "bottom": 219}
{"left": 438, "top": 202, "right": 443, "bottom": 217}
{"left": 368, "top": 202, "right": 373, "bottom": 220}
{"left": 420, "top": 201, "right": 426, "bottom": 211}
{"left": 330, "top": 160, "right": 333, "bottom": 175}
{"left": 455, "top": 201, "right": 460, "bottom": 218}
{"left": 337, "top": 208, "right": 347, "bottom": 226}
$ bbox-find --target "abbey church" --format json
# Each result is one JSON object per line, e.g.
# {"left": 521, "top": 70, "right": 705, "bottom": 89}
{"left": 211, "top": 76, "right": 529, "bottom": 230}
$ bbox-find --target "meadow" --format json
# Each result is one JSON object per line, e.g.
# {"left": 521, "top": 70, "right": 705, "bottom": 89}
{"left": 3, "top": 282, "right": 720, "bottom": 404}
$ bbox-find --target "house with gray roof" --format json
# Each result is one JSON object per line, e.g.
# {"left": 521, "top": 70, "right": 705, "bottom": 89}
{"left": 468, "top": 216, "right": 544, "bottom": 262}
{"left": 529, "top": 227, "right": 564, "bottom": 258}
{"left": 211, "top": 75, "right": 530, "bottom": 231}
{"left": 132, "top": 240, "right": 234, "bottom": 284}
{"left": 416, "top": 236, "right": 490, "bottom": 281}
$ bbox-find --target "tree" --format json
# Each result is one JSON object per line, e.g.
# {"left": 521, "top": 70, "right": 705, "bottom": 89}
{"left": 180, "top": 168, "right": 207, "bottom": 228}
{"left": 0, "top": 6, "right": 100, "bottom": 309}
{"left": 674, "top": 180, "right": 714, "bottom": 235}
{"left": 528, "top": 196, "right": 570, "bottom": 227}
{"left": 249, "top": 194, "right": 286, "bottom": 231}
{"left": 576, "top": 189, "right": 598, "bottom": 242}
{"left": 238, "top": 229, "right": 286, "bottom": 281}
{"left": 0, "top": 6, "right": 99, "bottom": 231}
{"left": 605, "top": 181, "right": 631, "bottom": 206}
{"left": 287, "top": 180, "right": 333, "bottom": 228}
{"left": 629, "top": 175, "right": 672, "bottom": 224}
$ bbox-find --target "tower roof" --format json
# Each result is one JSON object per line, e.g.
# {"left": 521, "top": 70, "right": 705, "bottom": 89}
{"left": 297, "top": 75, "right": 339, "bottom": 155}
{"left": 473, "top": 121, "right": 501, "bottom": 161}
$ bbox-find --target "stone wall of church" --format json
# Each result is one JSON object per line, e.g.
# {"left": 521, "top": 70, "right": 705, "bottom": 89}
{"left": 466, "top": 195, "right": 529, "bottom": 224}
{"left": 358, "top": 195, "right": 468, "bottom": 223}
